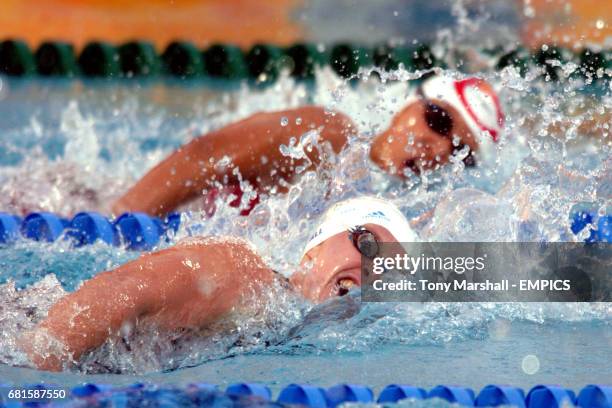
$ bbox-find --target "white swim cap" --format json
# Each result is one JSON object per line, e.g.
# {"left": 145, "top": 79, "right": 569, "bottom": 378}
{"left": 420, "top": 75, "right": 505, "bottom": 161}
{"left": 302, "top": 197, "right": 418, "bottom": 255}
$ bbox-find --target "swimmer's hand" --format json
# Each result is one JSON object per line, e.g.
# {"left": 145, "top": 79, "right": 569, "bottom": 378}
{"left": 21, "top": 238, "right": 275, "bottom": 371}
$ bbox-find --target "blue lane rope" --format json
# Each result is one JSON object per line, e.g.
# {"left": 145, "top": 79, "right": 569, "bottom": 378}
{"left": 0, "top": 210, "right": 609, "bottom": 249}
{"left": 0, "top": 383, "right": 610, "bottom": 407}
{"left": 0, "top": 211, "right": 180, "bottom": 250}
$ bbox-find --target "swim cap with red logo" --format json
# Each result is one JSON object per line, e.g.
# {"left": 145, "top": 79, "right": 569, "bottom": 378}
{"left": 420, "top": 75, "right": 505, "bottom": 162}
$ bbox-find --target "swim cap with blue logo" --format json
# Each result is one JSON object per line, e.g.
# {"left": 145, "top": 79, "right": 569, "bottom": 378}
{"left": 302, "top": 197, "right": 418, "bottom": 255}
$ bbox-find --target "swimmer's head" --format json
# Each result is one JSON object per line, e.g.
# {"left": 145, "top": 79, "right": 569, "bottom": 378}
{"left": 370, "top": 75, "right": 504, "bottom": 176}
{"left": 290, "top": 197, "right": 417, "bottom": 302}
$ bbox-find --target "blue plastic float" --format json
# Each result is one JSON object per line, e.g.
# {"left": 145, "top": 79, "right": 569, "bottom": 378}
{"left": 525, "top": 385, "right": 576, "bottom": 408}
{"left": 69, "top": 382, "right": 113, "bottom": 398}
{"left": 571, "top": 211, "right": 612, "bottom": 242}
{"left": 277, "top": 384, "right": 328, "bottom": 407}
{"left": 0, "top": 383, "right": 610, "bottom": 407}
{"left": 577, "top": 385, "right": 612, "bottom": 408}
{"left": 325, "top": 383, "right": 374, "bottom": 407}
{"left": 428, "top": 385, "right": 476, "bottom": 406}
{"left": 20, "top": 212, "right": 69, "bottom": 242}
{"left": 475, "top": 384, "right": 526, "bottom": 407}
{"left": 0, "top": 213, "right": 20, "bottom": 243}
{"left": 114, "top": 212, "right": 164, "bottom": 250}
{"left": 225, "top": 382, "right": 272, "bottom": 400}
{"left": 377, "top": 384, "right": 427, "bottom": 403}
{"left": 67, "top": 212, "right": 117, "bottom": 246}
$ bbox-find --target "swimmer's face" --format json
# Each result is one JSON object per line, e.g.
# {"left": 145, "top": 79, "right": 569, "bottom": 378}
{"left": 291, "top": 223, "right": 397, "bottom": 303}
{"left": 370, "top": 99, "right": 478, "bottom": 177}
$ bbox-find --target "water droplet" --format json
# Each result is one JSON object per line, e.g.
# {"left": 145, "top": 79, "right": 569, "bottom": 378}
{"left": 598, "top": 207, "right": 606, "bottom": 217}
{"left": 280, "top": 116, "right": 289, "bottom": 127}
{"left": 521, "top": 354, "right": 540, "bottom": 375}
{"left": 596, "top": 19, "right": 605, "bottom": 30}
{"left": 214, "top": 155, "right": 232, "bottom": 173}
{"left": 295, "top": 117, "right": 302, "bottom": 125}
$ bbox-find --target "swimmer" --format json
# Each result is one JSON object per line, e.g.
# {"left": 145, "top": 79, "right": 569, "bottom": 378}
{"left": 111, "top": 75, "right": 505, "bottom": 217}
{"left": 20, "top": 197, "right": 418, "bottom": 372}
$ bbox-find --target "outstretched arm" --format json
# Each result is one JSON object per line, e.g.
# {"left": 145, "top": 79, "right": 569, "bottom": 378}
{"left": 20, "top": 238, "right": 275, "bottom": 371}
{"left": 111, "top": 106, "right": 355, "bottom": 217}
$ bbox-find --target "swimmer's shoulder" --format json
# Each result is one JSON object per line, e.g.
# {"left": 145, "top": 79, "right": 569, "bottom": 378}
{"left": 175, "top": 235, "right": 252, "bottom": 249}
{"left": 174, "top": 236, "right": 276, "bottom": 282}
{"left": 174, "top": 236, "right": 264, "bottom": 264}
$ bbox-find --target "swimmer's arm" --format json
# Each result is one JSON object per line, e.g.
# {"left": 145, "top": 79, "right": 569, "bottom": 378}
{"left": 20, "top": 239, "right": 275, "bottom": 371}
{"left": 111, "top": 106, "right": 355, "bottom": 217}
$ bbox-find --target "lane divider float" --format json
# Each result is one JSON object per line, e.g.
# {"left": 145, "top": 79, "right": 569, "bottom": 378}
{"left": 0, "top": 210, "right": 609, "bottom": 249}
{"left": 0, "top": 211, "right": 180, "bottom": 250}
{"left": 0, "top": 383, "right": 609, "bottom": 407}
{"left": 1, "top": 39, "right": 610, "bottom": 81}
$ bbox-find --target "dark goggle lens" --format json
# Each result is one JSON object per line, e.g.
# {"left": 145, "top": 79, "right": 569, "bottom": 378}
{"left": 349, "top": 227, "right": 379, "bottom": 259}
{"left": 424, "top": 102, "right": 453, "bottom": 137}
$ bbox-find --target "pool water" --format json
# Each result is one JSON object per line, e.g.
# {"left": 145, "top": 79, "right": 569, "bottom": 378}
{"left": 0, "top": 57, "right": 610, "bottom": 395}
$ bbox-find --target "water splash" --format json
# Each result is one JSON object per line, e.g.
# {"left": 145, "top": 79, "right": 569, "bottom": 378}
{"left": 0, "top": 48, "right": 610, "bottom": 373}
{"left": 0, "top": 275, "right": 66, "bottom": 367}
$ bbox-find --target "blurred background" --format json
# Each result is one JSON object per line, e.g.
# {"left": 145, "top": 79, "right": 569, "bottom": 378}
{"left": 0, "top": 0, "right": 609, "bottom": 50}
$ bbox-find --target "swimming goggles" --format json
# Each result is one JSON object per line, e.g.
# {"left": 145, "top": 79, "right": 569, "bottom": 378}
{"left": 416, "top": 85, "right": 476, "bottom": 167}
{"left": 348, "top": 226, "right": 380, "bottom": 259}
